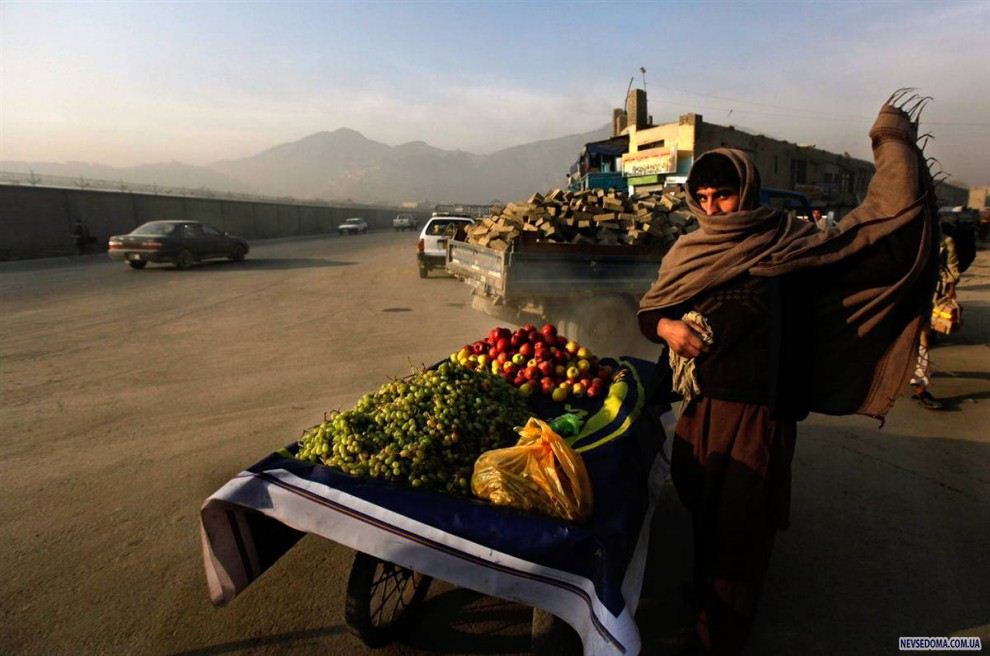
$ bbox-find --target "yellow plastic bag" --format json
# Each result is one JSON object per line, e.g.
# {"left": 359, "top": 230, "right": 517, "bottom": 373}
{"left": 471, "top": 418, "right": 593, "bottom": 522}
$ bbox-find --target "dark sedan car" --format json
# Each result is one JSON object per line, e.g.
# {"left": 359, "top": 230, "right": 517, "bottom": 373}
{"left": 107, "top": 220, "right": 249, "bottom": 270}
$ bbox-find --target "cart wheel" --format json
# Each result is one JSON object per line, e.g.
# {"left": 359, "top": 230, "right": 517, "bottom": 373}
{"left": 345, "top": 552, "right": 433, "bottom": 648}
{"left": 531, "top": 608, "right": 582, "bottom": 655}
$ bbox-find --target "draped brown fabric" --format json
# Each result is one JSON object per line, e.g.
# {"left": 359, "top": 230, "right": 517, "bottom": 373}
{"left": 639, "top": 104, "right": 939, "bottom": 419}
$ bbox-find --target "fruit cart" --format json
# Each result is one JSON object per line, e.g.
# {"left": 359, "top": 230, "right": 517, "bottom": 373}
{"left": 200, "top": 356, "right": 674, "bottom": 655}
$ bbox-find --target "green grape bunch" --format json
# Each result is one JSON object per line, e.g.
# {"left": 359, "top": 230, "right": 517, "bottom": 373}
{"left": 296, "top": 362, "right": 530, "bottom": 496}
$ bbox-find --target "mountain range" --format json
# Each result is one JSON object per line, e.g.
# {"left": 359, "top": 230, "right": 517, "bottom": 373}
{"left": 2, "top": 125, "right": 611, "bottom": 206}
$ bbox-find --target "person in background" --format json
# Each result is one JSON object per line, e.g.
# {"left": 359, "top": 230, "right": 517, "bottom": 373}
{"left": 909, "top": 230, "right": 961, "bottom": 409}
{"left": 71, "top": 219, "right": 91, "bottom": 255}
{"left": 811, "top": 207, "right": 829, "bottom": 231}
{"left": 638, "top": 95, "right": 938, "bottom": 655}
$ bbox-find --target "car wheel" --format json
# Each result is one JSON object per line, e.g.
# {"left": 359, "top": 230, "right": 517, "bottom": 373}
{"left": 128, "top": 260, "right": 147, "bottom": 270}
{"left": 230, "top": 246, "right": 246, "bottom": 262}
{"left": 175, "top": 250, "right": 194, "bottom": 270}
{"left": 362, "top": 228, "right": 368, "bottom": 234}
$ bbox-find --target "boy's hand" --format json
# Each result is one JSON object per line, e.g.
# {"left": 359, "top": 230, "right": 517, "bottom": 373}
{"left": 657, "top": 318, "right": 711, "bottom": 358}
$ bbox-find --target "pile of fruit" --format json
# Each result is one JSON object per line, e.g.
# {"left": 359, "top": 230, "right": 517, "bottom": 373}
{"left": 450, "top": 323, "right": 613, "bottom": 401}
{"left": 296, "top": 362, "right": 529, "bottom": 496}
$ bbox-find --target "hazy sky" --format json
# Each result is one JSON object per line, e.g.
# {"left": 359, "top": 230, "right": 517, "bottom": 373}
{"left": 2, "top": 0, "right": 988, "bottom": 184}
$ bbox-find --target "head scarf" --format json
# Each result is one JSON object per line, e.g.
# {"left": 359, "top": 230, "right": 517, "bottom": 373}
{"left": 638, "top": 148, "right": 818, "bottom": 312}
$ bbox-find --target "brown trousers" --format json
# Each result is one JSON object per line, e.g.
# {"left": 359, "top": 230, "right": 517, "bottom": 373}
{"left": 672, "top": 397, "right": 797, "bottom": 655}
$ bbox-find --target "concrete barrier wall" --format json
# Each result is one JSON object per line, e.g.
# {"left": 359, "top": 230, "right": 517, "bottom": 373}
{"left": 185, "top": 198, "right": 225, "bottom": 226}
{"left": 221, "top": 201, "right": 254, "bottom": 238}
{"left": 0, "top": 185, "right": 431, "bottom": 260}
{"left": 0, "top": 186, "right": 73, "bottom": 258}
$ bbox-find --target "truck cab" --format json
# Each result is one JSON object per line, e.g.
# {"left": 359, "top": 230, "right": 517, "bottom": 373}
{"left": 760, "top": 188, "right": 812, "bottom": 220}
{"left": 659, "top": 186, "right": 813, "bottom": 219}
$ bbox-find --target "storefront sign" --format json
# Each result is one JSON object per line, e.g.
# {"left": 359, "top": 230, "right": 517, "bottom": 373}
{"left": 622, "top": 148, "right": 677, "bottom": 177}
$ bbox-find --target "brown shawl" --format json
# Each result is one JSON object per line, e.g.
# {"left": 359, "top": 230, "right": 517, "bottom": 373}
{"left": 639, "top": 104, "right": 939, "bottom": 419}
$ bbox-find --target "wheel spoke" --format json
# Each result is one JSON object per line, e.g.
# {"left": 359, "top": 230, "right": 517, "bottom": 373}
{"left": 369, "top": 562, "right": 417, "bottom": 627}
{"left": 370, "top": 564, "right": 402, "bottom": 624}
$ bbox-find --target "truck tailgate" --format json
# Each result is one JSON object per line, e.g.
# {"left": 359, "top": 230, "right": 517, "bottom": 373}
{"left": 447, "top": 240, "right": 663, "bottom": 300}
{"left": 447, "top": 241, "right": 507, "bottom": 296}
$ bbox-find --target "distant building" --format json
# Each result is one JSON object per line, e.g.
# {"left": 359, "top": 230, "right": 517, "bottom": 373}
{"left": 572, "top": 88, "right": 969, "bottom": 215}
{"left": 566, "top": 136, "right": 628, "bottom": 192}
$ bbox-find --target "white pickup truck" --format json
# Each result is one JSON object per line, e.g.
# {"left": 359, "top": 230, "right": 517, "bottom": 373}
{"left": 417, "top": 215, "right": 474, "bottom": 278}
{"left": 392, "top": 214, "right": 419, "bottom": 231}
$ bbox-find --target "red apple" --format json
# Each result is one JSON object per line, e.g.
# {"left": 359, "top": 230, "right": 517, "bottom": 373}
{"left": 488, "top": 347, "right": 499, "bottom": 359}
{"left": 538, "top": 360, "right": 554, "bottom": 376}
{"left": 557, "top": 335, "right": 568, "bottom": 348}
{"left": 541, "top": 323, "right": 557, "bottom": 339}
{"left": 510, "top": 333, "right": 523, "bottom": 347}
{"left": 471, "top": 341, "right": 486, "bottom": 355}
{"left": 496, "top": 352, "right": 508, "bottom": 365}
{"left": 541, "top": 377, "right": 556, "bottom": 395}
{"left": 519, "top": 342, "right": 533, "bottom": 357}
{"left": 513, "top": 374, "right": 526, "bottom": 386}
{"left": 586, "top": 385, "right": 600, "bottom": 399}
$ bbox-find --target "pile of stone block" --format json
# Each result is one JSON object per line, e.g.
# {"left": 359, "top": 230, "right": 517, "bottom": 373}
{"left": 464, "top": 187, "right": 696, "bottom": 252}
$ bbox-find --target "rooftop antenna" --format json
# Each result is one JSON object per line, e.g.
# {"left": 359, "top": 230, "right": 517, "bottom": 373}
{"left": 640, "top": 67, "right": 647, "bottom": 94}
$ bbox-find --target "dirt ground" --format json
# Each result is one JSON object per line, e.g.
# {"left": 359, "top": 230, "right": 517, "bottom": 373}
{"left": 1, "top": 232, "right": 987, "bottom": 655}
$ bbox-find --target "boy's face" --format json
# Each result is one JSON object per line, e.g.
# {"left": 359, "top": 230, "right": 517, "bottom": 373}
{"left": 812, "top": 209, "right": 823, "bottom": 220}
{"left": 694, "top": 186, "right": 740, "bottom": 216}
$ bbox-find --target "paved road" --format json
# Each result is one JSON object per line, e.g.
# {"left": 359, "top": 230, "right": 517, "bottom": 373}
{"left": 1, "top": 234, "right": 988, "bottom": 655}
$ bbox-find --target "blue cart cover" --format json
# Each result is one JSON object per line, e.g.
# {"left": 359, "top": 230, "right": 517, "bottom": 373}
{"left": 200, "top": 357, "right": 674, "bottom": 655}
